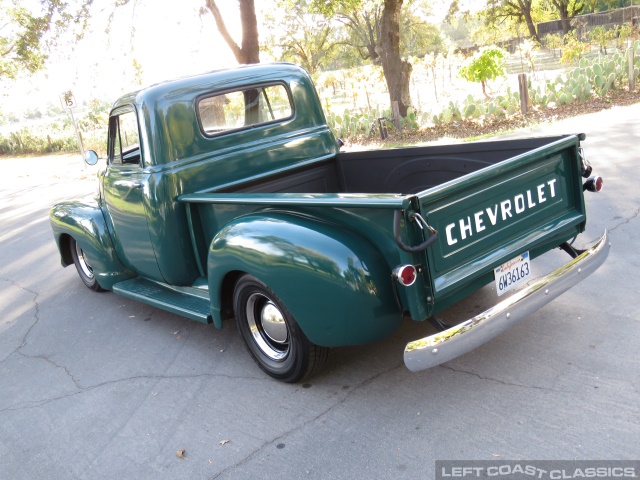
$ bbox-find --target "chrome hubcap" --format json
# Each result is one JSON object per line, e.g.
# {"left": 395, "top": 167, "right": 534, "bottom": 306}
{"left": 75, "top": 242, "right": 94, "bottom": 279}
{"left": 246, "top": 293, "right": 289, "bottom": 361}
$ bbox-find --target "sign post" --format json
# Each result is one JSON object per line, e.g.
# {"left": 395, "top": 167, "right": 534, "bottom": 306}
{"left": 59, "top": 90, "right": 85, "bottom": 167}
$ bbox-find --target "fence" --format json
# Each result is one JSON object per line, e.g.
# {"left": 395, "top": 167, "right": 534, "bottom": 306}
{"left": 537, "top": 5, "right": 640, "bottom": 37}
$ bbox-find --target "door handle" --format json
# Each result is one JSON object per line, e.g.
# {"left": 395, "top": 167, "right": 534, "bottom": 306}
{"left": 114, "top": 180, "right": 143, "bottom": 189}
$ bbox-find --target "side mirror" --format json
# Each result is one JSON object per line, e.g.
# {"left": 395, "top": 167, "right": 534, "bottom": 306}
{"left": 84, "top": 150, "right": 99, "bottom": 166}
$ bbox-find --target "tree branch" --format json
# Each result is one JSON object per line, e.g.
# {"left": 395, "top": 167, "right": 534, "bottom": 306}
{"left": 205, "top": 0, "right": 243, "bottom": 62}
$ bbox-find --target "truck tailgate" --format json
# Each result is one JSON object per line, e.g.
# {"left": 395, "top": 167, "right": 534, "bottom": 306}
{"left": 416, "top": 135, "right": 586, "bottom": 305}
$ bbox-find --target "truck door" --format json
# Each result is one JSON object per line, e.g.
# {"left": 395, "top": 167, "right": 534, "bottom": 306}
{"left": 102, "top": 106, "right": 163, "bottom": 280}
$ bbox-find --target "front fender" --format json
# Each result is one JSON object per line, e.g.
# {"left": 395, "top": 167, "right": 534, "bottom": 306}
{"left": 208, "top": 212, "right": 401, "bottom": 347}
{"left": 49, "top": 199, "right": 133, "bottom": 290}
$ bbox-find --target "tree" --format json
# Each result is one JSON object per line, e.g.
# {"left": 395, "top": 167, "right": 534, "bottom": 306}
{"left": 459, "top": 46, "right": 507, "bottom": 97}
{"left": 547, "top": 0, "right": 585, "bottom": 36}
{"left": 0, "top": 0, "right": 92, "bottom": 79}
{"left": 400, "top": 1, "right": 445, "bottom": 56}
{"left": 378, "top": 0, "right": 413, "bottom": 117}
{"left": 263, "top": 0, "right": 339, "bottom": 75}
{"left": 485, "top": 0, "right": 541, "bottom": 43}
{"left": 333, "top": 1, "right": 383, "bottom": 63}
{"left": 202, "top": 0, "right": 260, "bottom": 64}
{"left": 311, "top": 0, "right": 413, "bottom": 117}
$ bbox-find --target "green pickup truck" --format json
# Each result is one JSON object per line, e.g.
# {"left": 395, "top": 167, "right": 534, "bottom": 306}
{"left": 50, "top": 63, "right": 609, "bottom": 382}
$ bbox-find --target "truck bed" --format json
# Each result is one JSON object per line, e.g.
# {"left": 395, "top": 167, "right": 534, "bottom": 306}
{"left": 220, "top": 136, "right": 572, "bottom": 196}
{"left": 180, "top": 134, "right": 587, "bottom": 322}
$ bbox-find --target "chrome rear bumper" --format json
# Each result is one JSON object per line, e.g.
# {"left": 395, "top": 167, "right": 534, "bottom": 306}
{"left": 404, "top": 230, "right": 610, "bottom": 372}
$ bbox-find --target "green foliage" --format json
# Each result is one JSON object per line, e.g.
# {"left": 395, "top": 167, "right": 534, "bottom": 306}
{"left": 263, "top": 0, "right": 339, "bottom": 75}
{"left": 542, "top": 33, "right": 564, "bottom": 58}
{"left": 0, "top": 6, "right": 48, "bottom": 79}
{"left": 325, "top": 107, "right": 385, "bottom": 139}
{"left": 0, "top": 128, "right": 76, "bottom": 155}
{"left": 588, "top": 25, "right": 615, "bottom": 54}
{"left": 308, "top": 0, "right": 364, "bottom": 17}
{"left": 323, "top": 102, "right": 424, "bottom": 140}
{"left": 459, "top": 46, "right": 507, "bottom": 95}
{"left": 561, "top": 31, "right": 588, "bottom": 65}
{"left": 0, "top": 0, "right": 93, "bottom": 79}
{"left": 400, "top": 2, "right": 446, "bottom": 56}
{"left": 614, "top": 24, "right": 634, "bottom": 50}
{"left": 78, "top": 99, "right": 111, "bottom": 131}
{"left": 430, "top": 45, "right": 640, "bottom": 129}
{"left": 0, "top": 103, "right": 109, "bottom": 156}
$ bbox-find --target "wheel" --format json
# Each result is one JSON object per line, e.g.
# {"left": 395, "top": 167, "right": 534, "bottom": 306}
{"left": 233, "top": 275, "right": 329, "bottom": 383}
{"left": 70, "top": 238, "right": 105, "bottom": 292}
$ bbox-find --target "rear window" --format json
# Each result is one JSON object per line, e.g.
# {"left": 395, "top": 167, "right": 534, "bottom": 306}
{"left": 198, "top": 84, "right": 293, "bottom": 136}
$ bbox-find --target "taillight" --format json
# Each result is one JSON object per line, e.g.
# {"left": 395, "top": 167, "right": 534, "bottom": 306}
{"left": 583, "top": 176, "right": 603, "bottom": 192}
{"left": 393, "top": 265, "right": 417, "bottom": 286}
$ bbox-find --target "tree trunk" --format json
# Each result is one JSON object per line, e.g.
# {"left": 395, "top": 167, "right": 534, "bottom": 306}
{"left": 560, "top": 18, "right": 571, "bottom": 36}
{"left": 551, "top": 0, "right": 578, "bottom": 37}
{"left": 205, "top": 0, "right": 260, "bottom": 64}
{"left": 378, "top": 0, "right": 412, "bottom": 117}
{"left": 517, "top": 0, "right": 540, "bottom": 43}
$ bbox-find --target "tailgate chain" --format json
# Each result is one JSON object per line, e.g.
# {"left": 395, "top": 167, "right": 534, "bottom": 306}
{"left": 410, "top": 212, "right": 438, "bottom": 235}
{"left": 393, "top": 210, "right": 439, "bottom": 253}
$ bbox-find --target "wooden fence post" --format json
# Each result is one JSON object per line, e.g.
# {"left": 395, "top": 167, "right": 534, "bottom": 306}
{"left": 629, "top": 47, "right": 635, "bottom": 93}
{"left": 518, "top": 73, "right": 531, "bottom": 115}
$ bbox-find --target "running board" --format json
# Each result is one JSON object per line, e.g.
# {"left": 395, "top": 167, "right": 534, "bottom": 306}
{"left": 112, "top": 277, "right": 212, "bottom": 323}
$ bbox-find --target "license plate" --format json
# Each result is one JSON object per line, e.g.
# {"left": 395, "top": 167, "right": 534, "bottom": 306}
{"left": 494, "top": 252, "right": 532, "bottom": 296}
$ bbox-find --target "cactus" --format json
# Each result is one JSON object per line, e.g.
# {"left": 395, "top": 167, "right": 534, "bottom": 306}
{"left": 593, "top": 63, "right": 603, "bottom": 76}
{"left": 594, "top": 74, "right": 604, "bottom": 88}
{"left": 464, "top": 104, "right": 476, "bottom": 118}
{"left": 606, "top": 60, "right": 615, "bottom": 75}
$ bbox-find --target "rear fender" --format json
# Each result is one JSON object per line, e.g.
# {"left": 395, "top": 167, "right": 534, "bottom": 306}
{"left": 208, "top": 212, "right": 401, "bottom": 347}
{"left": 50, "top": 200, "right": 133, "bottom": 290}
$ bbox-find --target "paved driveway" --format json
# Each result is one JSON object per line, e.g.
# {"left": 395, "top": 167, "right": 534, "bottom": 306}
{"left": 1, "top": 105, "right": 639, "bottom": 479}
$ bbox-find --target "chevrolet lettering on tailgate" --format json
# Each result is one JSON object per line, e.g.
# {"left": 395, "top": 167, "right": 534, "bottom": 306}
{"left": 445, "top": 178, "right": 558, "bottom": 246}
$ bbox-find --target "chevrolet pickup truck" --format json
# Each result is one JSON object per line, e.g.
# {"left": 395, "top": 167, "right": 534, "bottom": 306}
{"left": 50, "top": 63, "right": 609, "bottom": 382}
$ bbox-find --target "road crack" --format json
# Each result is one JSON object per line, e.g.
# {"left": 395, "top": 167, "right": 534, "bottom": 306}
{"left": 439, "top": 364, "right": 561, "bottom": 393}
{"left": 208, "top": 361, "right": 405, "bottom": 480}
{"left": 0, "top": 372, "right": 264, "bottom": 413}
{"left": 0, "top": 277, "right": 41, "bottom": 364}
{"left": 609, "top": 207, "right": 640, "bottom": 233}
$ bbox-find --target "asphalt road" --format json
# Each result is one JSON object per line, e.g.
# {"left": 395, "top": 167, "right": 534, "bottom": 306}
{"left": 1, "top": 105, "right": 639, "bottom": 480}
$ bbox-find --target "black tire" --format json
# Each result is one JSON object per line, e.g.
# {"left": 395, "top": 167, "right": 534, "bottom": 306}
{"left": 70, "top": 238, "right": 105, "bottom": 292}
{"left": 233, "top": 275, "right": 329, "bottom": 383}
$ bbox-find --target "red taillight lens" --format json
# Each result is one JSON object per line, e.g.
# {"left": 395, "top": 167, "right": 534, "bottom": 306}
{"left": 595, "top": 176, "right": 603, "bottom": 191}
{"left": 583, "top": 176, "right": 603, "bottom": 192}
{"left": 393, "top": 265, "right": 417, "bottom": 286}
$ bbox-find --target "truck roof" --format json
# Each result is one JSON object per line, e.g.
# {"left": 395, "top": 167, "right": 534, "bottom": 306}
{"left": 108, "top": 62, "right": 336, "bottom": 168}
{"left": 111, "top": 63, "right": 309, "bottom": 112}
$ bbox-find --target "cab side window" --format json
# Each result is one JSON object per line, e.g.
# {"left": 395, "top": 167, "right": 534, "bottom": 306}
{"left": 109, "top": 110, "right": 141, "bottom": 166}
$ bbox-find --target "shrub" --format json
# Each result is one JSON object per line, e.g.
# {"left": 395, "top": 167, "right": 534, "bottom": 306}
{"left": 459, "top": 46, "right": 507, "bottom": 97}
